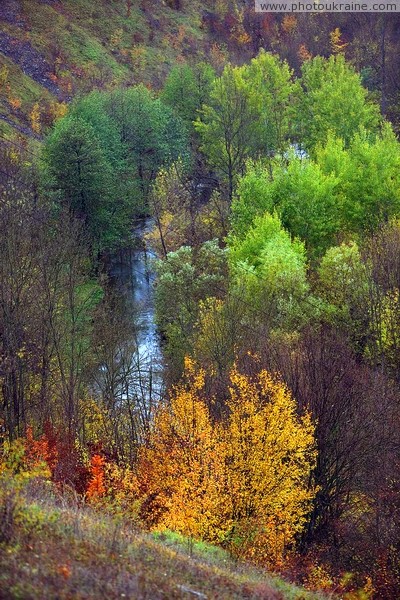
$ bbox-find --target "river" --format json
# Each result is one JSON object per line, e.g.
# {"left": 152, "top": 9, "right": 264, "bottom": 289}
{"left": 108, "top": 217, "right": 164, "bottom": 407}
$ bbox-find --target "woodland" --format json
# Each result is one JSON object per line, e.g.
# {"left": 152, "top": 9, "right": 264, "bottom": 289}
{"left": 0, "top": 2, "right": 400, "bottom": 598}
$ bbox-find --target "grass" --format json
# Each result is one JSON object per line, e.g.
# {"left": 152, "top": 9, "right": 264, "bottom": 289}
{"left": 0, "top": 477, "right": 328, "bottom": 600}
{"left": 0, "top": 0, "right": 215, "bottom": 136}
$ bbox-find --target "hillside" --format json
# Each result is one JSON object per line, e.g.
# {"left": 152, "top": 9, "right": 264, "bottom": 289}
{"left": 0, "top": 480, "right": 324, "bottom": 600}
{"left": 0, "top": 0, "right": 215, "bottom": 138}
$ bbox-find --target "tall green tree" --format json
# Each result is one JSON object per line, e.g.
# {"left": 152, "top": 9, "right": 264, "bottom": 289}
{"left": 43, "top": 116, "right": 123, "bottom": 251}
{"left": 317, "top": 125, "right": 400, "bottom": 234}
{"left": 229, "top": 213, "right": 309, "bottom": 329}
{"left": 231, "top": 156, "right": 340, "bottom": 258}
{"left": 243, "top": 50, "right": 295, "bottom": 157}
{"left": 104, "top": 85, "right": 190, "bottom": 201}
{"left": 195, "top": 65, "right": 259, "bottom": 202}
{"left": 294, "top": 54, "right": 380, "bottom": 154}
{"left": 161, "top": 62, "right": 215, "bottom": 131}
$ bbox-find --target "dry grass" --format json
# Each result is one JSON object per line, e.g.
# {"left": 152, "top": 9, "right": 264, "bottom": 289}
{"left": 0, "top": 477, "right": 325, "bottom": 600}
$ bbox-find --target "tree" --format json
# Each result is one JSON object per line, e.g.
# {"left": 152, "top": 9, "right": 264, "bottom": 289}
{"left": 138, "top": 359, "right": 317, "bottom": 566}
{"left": 232, "top": 155, "right": 341, "bottom": 258}
{"left": 317, "top": 242, "right": 371, "bottom": 352}
{"left": 138, "top": 358, "right": 223, "bottom": 542}
{"left": 160, "top": 62, "right": 215, "bottom": 131}
{"left": 317, "top": 125, "right": 400, "bottom": 235}
{"left": 195, "top": 65, "right": 259, "bottom": 201}
{"left": 229, "top": 213, "right": 309, "bottom": 329}
{"left": 230, "top": 160, "right": 275, "bottom": 238}
{"left": 42, "top": 116, "right": 120, "bottom": 251}
{"left": 293, "top": 54, "right": 380, "bottom": 155}
{"left": 242, "top": 50, "right": 295, "bottom": 157}
{"left": 103, "top": 85, "right": 190, "bottom": 202}
{"left": 154, "top": 242, "right": 227, "bottom": 382}
{"left": 219, "top": 365, "right": 316, "bottom": 564}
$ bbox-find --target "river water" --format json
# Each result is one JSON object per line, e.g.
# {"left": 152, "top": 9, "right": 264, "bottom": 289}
{"left": 108, "top": 217, "right": 163, "bottom": 405}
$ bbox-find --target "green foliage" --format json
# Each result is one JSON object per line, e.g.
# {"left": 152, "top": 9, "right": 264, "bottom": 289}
{"left": 272, "top": 156, "right": 341, "bottom": 257}
{"left": 233, "top": 123, "right": 400, "bottom": 259}
{"left": 161, "top": 62, "right": 215, "bottom": 130}
{"left": 318, "top": 242, "right": 369, "bottom": 309}
{"left": 294, "top": 55, "right": 380, "bottom": 154}
{"left": 232, "top": 156, "right": 340, "bottom": 258}
{"left": 243, "top": 50, "right": 295, "bottom": 155}
{"left": 155, "top": 241, "right": 227, "bottom": 378}
{"left": 317, "top": 242, "right": 371, "bottom": 348}
{"left": 43, "top": 85, "right": 191, "bottom": 251}
{"left": 42, "top": 115, "right": 123, "bottom": 250}
{"left": 195, "top": 52, "right": 295, "bottom": 200}
{"left": 195, "top": 64, "right": 259, "bottom": 200}
{"left": 102, "top": 85, "right": 191, "bottom": 201}
{"left": 229, "top": 213, "right": 309, "bottom": 328}
{"left": 230, "top": 160, "right": 275, "bottom": 238}
{"left": 317, "top": 125, "right": 400, "bottom": 234}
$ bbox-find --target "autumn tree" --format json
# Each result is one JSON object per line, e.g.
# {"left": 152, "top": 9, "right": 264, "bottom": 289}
{"left": 138, "top": 359, "right": 316, "bottom": 565}
{"left": 138, "top": 358, "right": 223, "bottom": 539}
{"left": 219, "top": 366, "right": 316, "bottom": 564}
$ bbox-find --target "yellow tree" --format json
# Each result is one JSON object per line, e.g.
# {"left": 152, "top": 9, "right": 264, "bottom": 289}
{"left": 219, "top": 367, "right": 317, "bottom": 565}
{"left": 138, "top": 358, "right": 224, "bottom": 543}
{"left": 30, "top": 102, "right": 41, "bottom": 134}
{"left": 137, "top": 359, "right": 317, "bottom": 566}
{"left": 330, "top": 28, "right": 348, "bottom": 55}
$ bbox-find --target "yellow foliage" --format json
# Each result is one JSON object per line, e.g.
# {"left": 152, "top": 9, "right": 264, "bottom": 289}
{"left": 219, "top": 367, "right": 316, "bottom": 564}
{"left": 50, "top": 101, "right": 68, "bottom": 124}
{"left": 9, "top": 96, "right": 22, "bottom": 111}
{"left": 30, "top": 102, "right": 41, "bottom": 134}
{"left": 330, "top": 28, "right": 348, "bottom": 55}
{"left": 0, "top": 65, "right": 9, "bottom": 88}
{"left": 282, "top": 15, "right": 297, "bottom": 34}
{"left": 139, "top": 359, "right": 225, "bottom": 540}
{"left": 79, "top": 397, "right": 109, "bottom": 445}
{"left": 138, "top": 359, "right": 317, "bottom": 566}
{"left": 298, "top": 44, "right": 312, "bottom": 62}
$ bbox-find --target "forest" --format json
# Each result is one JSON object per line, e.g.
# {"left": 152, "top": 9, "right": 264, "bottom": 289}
{"left": 1, "top": 2, "right": 400, "bottom": 599}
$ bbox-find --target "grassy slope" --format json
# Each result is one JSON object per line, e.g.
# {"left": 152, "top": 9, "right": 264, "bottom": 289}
{"left": 0, "top": 482, "right": 326, "bottom": 600}
{"left": 0, "top": 0, "right": 211, "bottom": 138}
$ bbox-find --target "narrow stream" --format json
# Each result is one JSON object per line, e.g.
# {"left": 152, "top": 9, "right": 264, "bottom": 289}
{"left": 109, "top": 217, "right": 163, "bottom": 403}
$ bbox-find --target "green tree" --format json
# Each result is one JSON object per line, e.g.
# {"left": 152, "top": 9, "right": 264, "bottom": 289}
{"left": 43, "top": 116, "right": 123, "bottom": 251}
{"left": 195, "top": 65, "right": 258, "bottom": 202}
{"left": 243, "top": 50, "right": 295, "bottom": 157}
{"left": 104, "top": 85, "right": 190, "bottom": 202}
{"left": 230, "top": 160, "right": 274, "bottom": 239}
{"left": 155, "top": 242, "right": 227, "bottom": 381}
{"left": 318, "top": 242, "right": 371, "bottom": 351}
{"left": 229, "top": 213, "right": 309, "bottom": 329}
{"left": 161, "top": 62, "right": 215, "bottom": 130}
{"left": 294, "top": 54, "right": 380, "bottom": 154}
{"left": 231, "top": 156, "right": 340, "bottom": 258}
{"left": 317, "top": 125, "right": 400, "bottom": 234}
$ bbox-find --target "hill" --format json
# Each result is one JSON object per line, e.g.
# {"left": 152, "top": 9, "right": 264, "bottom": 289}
{"left": 0, "top": 0, "right": 215, "bottom": 139}
{"left": 0, "top": 479, "right": 325, "bottom": 600}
